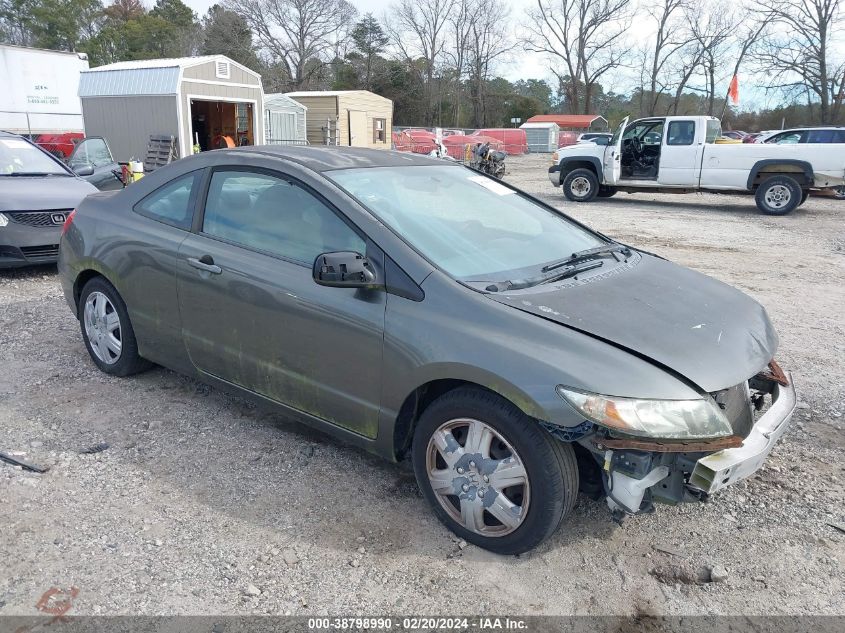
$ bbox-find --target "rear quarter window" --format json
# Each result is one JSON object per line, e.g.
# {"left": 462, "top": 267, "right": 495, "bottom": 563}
{"left": 133, "top": 171, "right": 201, "bottom": 230}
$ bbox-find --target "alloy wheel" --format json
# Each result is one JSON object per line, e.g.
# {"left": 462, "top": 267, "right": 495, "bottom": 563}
{"left": 83, "top": 291, "right": 122, "bottom": 364}
{"left": 426, "top": 418, "right": 530, "bottom": 537}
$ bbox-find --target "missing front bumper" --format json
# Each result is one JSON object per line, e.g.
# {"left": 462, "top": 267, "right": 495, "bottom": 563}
{"left": 688, "top": 372, "right": 796, "bottom": 495}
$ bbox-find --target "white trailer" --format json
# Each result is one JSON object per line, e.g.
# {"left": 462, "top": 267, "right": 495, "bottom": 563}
{"left": 0, "top": 44, "right": 89, "bottom": 135}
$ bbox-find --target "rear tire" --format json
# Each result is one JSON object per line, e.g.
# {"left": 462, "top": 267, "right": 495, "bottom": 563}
{"left": 798, "top": 190, "right": 810, "bottom": 206}
{"left": 755, "top": 175, "right": 802, "bottom": 215}
{"left": 78, "top": 277, "right": 152, "bottom": 376}
{"left": 411, "top": 387, "right": 578, "bottom": 555}
{"left": 563, "top": 168, "right": 599, "bottom": 202}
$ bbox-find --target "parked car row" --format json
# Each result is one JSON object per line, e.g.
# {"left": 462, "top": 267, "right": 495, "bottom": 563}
{"left": 0, "top": 131, "right": 122, "bottom": 268}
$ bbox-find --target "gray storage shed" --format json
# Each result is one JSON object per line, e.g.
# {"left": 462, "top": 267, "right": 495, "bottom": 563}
{"left": 264, "top": 93, "right": 307, "bottom": 145}
{"left": 79, "top": 55, "right": 264, "bottom": 163}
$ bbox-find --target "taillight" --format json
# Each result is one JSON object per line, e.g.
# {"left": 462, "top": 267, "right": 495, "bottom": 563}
{"left": 62, "top": 209, "right": 76, "bottom": 235}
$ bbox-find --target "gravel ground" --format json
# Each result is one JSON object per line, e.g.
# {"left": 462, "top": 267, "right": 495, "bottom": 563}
{"left": 1, "top": 153, "right": 844, "bottom": 617}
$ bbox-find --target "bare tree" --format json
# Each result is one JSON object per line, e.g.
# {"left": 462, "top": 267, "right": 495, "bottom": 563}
{"left": 465, "top": 0, "right": 514, "bottom": 126}
{"left": 226, "top": 0, "right": 358, "bottom": 90}
{"left": 688, "top": 2, "right": 733, "bottom": 114}
{"left": 386, "top": 0, "right": 456, "bottom": 126}
{"left": 643, "top": 0, "right": 693, "bottom": 115}
{"left": 753, "top": 0, "right": 843, "bottom": 123}
{"left": 445, "top": 0, "right": 475, "bottom": 126}
{"left": 523, "top": 0, "right": 632, "bottom": 114}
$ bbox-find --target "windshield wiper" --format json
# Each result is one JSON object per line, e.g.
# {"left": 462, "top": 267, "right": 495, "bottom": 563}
{"left": 497, "top": 260, "right": 604, "bottom": 291}
{"left": 541, "top": 244, "right": 630, "bottom": 273}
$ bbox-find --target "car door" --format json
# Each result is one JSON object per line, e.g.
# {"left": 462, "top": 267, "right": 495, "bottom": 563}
{"left": 658, "top": 120, "right": 702, "bottom": 186}
{"left": 602, "top": 116, "right": 628, "bottom": 184}
{"left": 176, "top": 166, "right": 385, "bottom": 438}
{"left": 68, "top": 137, "right": 122, "bottom": 191}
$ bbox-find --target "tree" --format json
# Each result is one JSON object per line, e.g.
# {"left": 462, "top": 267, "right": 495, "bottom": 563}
{"left": 226, "top": 0, "right": 358, "bottom": 90}
{"left": 3, "top": 0, "right": 103, "bottom": 51}
{"left": 386, "top": 0, "right": 455, "bottom": 125}
{"left": 350, "top": 13, "right": 389, "bottom": 90}
{"left": 149, "top": 0, "right": 200, "bottom": 57}
{"left": 200, "top": 4, "right": 261, "bottom": 71}
{"left": 465, "top": 0, "right": 514, "bottom": 126}
{"left": 753, "top": 0, "right": 844, "bottom": 124}
{"left": 642, "top": 0, "right": 693, "bottom": 116}
{"left": 523, "top": 0, "right": 633, "bottom": 114}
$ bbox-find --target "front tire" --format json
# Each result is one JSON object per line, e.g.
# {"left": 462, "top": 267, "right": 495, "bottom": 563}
{"left": 755, "top": 175, "right": 802, "bottom": 215}
{"left": 562, "top": 168, "right": 599, "bottom": 202}
{"left": 78, "top": 277, "right": 151, "bottom": 376}
{"left": 411, "top": 387, "right": 578, "bottom": 555}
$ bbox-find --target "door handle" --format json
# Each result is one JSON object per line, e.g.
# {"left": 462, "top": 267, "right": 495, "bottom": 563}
{"left": 187, "top": 256, "right": 222, "bottom": 274}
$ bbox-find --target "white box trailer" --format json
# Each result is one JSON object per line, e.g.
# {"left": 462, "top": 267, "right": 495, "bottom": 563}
{"left": 0, "top": 44, "right": 89, "bottom": 135}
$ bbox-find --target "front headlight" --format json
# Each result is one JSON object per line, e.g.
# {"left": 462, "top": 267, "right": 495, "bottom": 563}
{"left": 556, "top": 386, "right": 733, "bottom": 440}
{"left": 0, "top": 213, "right": 8, "bottom": 227}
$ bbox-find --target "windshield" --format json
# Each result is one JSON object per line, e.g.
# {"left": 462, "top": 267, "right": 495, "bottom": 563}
{"left": 0, "top": 137, "right": 69, "bottom": 176}
{"left": 327, "top": 165, "right": 605, "bottom": 281}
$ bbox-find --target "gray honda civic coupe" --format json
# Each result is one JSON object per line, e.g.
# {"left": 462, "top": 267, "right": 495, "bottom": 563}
{"left": 58, "top": 146, "right": 795, "bottom": 554}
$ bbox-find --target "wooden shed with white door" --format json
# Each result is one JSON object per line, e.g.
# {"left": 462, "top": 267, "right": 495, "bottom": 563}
{"left": 79, "top": 55, "right": 264, "bottom": 163}
{"left": 264, "top": 93, "right": 307, "bottom": 145}
{"left": 284, "top": 90, "right": 392, "bottom": 148}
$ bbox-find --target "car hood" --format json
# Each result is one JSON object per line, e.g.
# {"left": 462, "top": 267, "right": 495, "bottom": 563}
{"left": 488, "top": 254, "right": 777, "bottom": 393}
{"left": 0, "top": 176, "right": 97, "bottom": 212}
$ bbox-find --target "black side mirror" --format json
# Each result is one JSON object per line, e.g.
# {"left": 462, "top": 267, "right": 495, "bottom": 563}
{"left": 73, "top": 164, "right": 95, "bottom": 177}
{"left": 313, "top": 251, "right": 379, "bottom": 288}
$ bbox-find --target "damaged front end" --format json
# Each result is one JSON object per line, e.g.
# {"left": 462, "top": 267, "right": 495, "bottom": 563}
{"left": 555, "top": 362, "right": 796, "bottom": 518}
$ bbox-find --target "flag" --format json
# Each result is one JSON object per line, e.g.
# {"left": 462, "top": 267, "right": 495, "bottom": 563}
{"left": 728, "top": 75, "right": 740, "bottom": 105}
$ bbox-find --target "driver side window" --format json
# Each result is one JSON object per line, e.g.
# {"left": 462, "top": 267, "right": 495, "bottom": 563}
{"left": 667, "top": 121, "right": 695, "bottom": 146}
{"left": 202, "top": 170, "right": 366, "bottom": 264}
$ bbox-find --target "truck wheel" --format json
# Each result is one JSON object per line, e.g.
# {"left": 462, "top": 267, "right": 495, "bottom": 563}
{"left": 755, "top": 175, "right": 802, "bottom": 215}
{"left": 412, "top": 387, "right": 578, "bottom": 555}
{"left": 597, "top": 187, "right": 617, "bottom": 198}
{"left": 563, "top": 168, "right": 599, "bottom": 202}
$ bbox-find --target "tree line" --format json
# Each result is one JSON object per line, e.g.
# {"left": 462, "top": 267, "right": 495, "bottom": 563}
{"left": 1, "top": 0, "right": 843, "bottom": 128}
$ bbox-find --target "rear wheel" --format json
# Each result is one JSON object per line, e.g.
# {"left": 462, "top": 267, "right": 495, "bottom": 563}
{"left": 833, "top": 186, "right": 845, "bottom": 200}
{"left": 562, "top": 168, "right": 599, "bottom": 202}
{"left": 78, "top": 277, "right": 151, "bottom": 376}
{"left": 799, "top": 190, "right": 810, "bottom": 206}
{"left": 754, "top": 175, "right": 802, "bottom": 215}
{"left": 412, "top": 387, "right": 578, "bottom": 555}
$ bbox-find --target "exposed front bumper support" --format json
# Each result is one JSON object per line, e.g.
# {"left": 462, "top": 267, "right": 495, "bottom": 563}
{"left": 688, "top": 372, "right": 796, "bottom": 495}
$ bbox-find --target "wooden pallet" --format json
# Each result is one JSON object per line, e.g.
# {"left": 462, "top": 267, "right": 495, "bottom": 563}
{"left": 144, "top": 135, "right": 178, "bottom": 172}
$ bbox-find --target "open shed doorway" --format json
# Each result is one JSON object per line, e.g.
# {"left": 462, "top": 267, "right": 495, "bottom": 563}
{"left": 190, "top": 99, "right": 255, "bottom": 152}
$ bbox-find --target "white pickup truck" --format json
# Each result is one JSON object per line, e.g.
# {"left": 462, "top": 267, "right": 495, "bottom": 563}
{"left": 548, "top": 115, "right": 845, "bottom": 214}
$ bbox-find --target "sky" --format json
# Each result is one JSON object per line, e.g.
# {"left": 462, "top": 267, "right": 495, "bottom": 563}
{"left": 179, "top": 0, "right": 825, "bottom": 112}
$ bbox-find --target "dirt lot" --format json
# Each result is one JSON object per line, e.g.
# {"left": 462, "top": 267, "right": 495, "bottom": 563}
{"left": 1, "top": 153, "right": 844, "bottom": 617}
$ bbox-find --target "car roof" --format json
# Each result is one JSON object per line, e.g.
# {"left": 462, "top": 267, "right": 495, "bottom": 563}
{"left": 225, "top": 145, "right": 453, "bottom": 172}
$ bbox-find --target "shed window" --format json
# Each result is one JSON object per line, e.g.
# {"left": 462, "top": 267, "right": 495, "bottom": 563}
{"left": 373, "top": 118, "right": 386, "bottom": 143}
{"left": 215, "top": 61, "right": 231, "bottom": 79}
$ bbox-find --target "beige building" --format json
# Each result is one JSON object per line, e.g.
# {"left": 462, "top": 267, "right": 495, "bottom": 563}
{"left": 284, "top": 90, "right": 393, "bottom": 149}
{"left": 79, "top": 55, "right": 264, "bottom": 163}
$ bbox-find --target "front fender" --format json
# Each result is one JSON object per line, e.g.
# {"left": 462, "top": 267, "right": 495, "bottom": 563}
{"left": 560, "top": 155, "right": 604, "bottom": 182}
